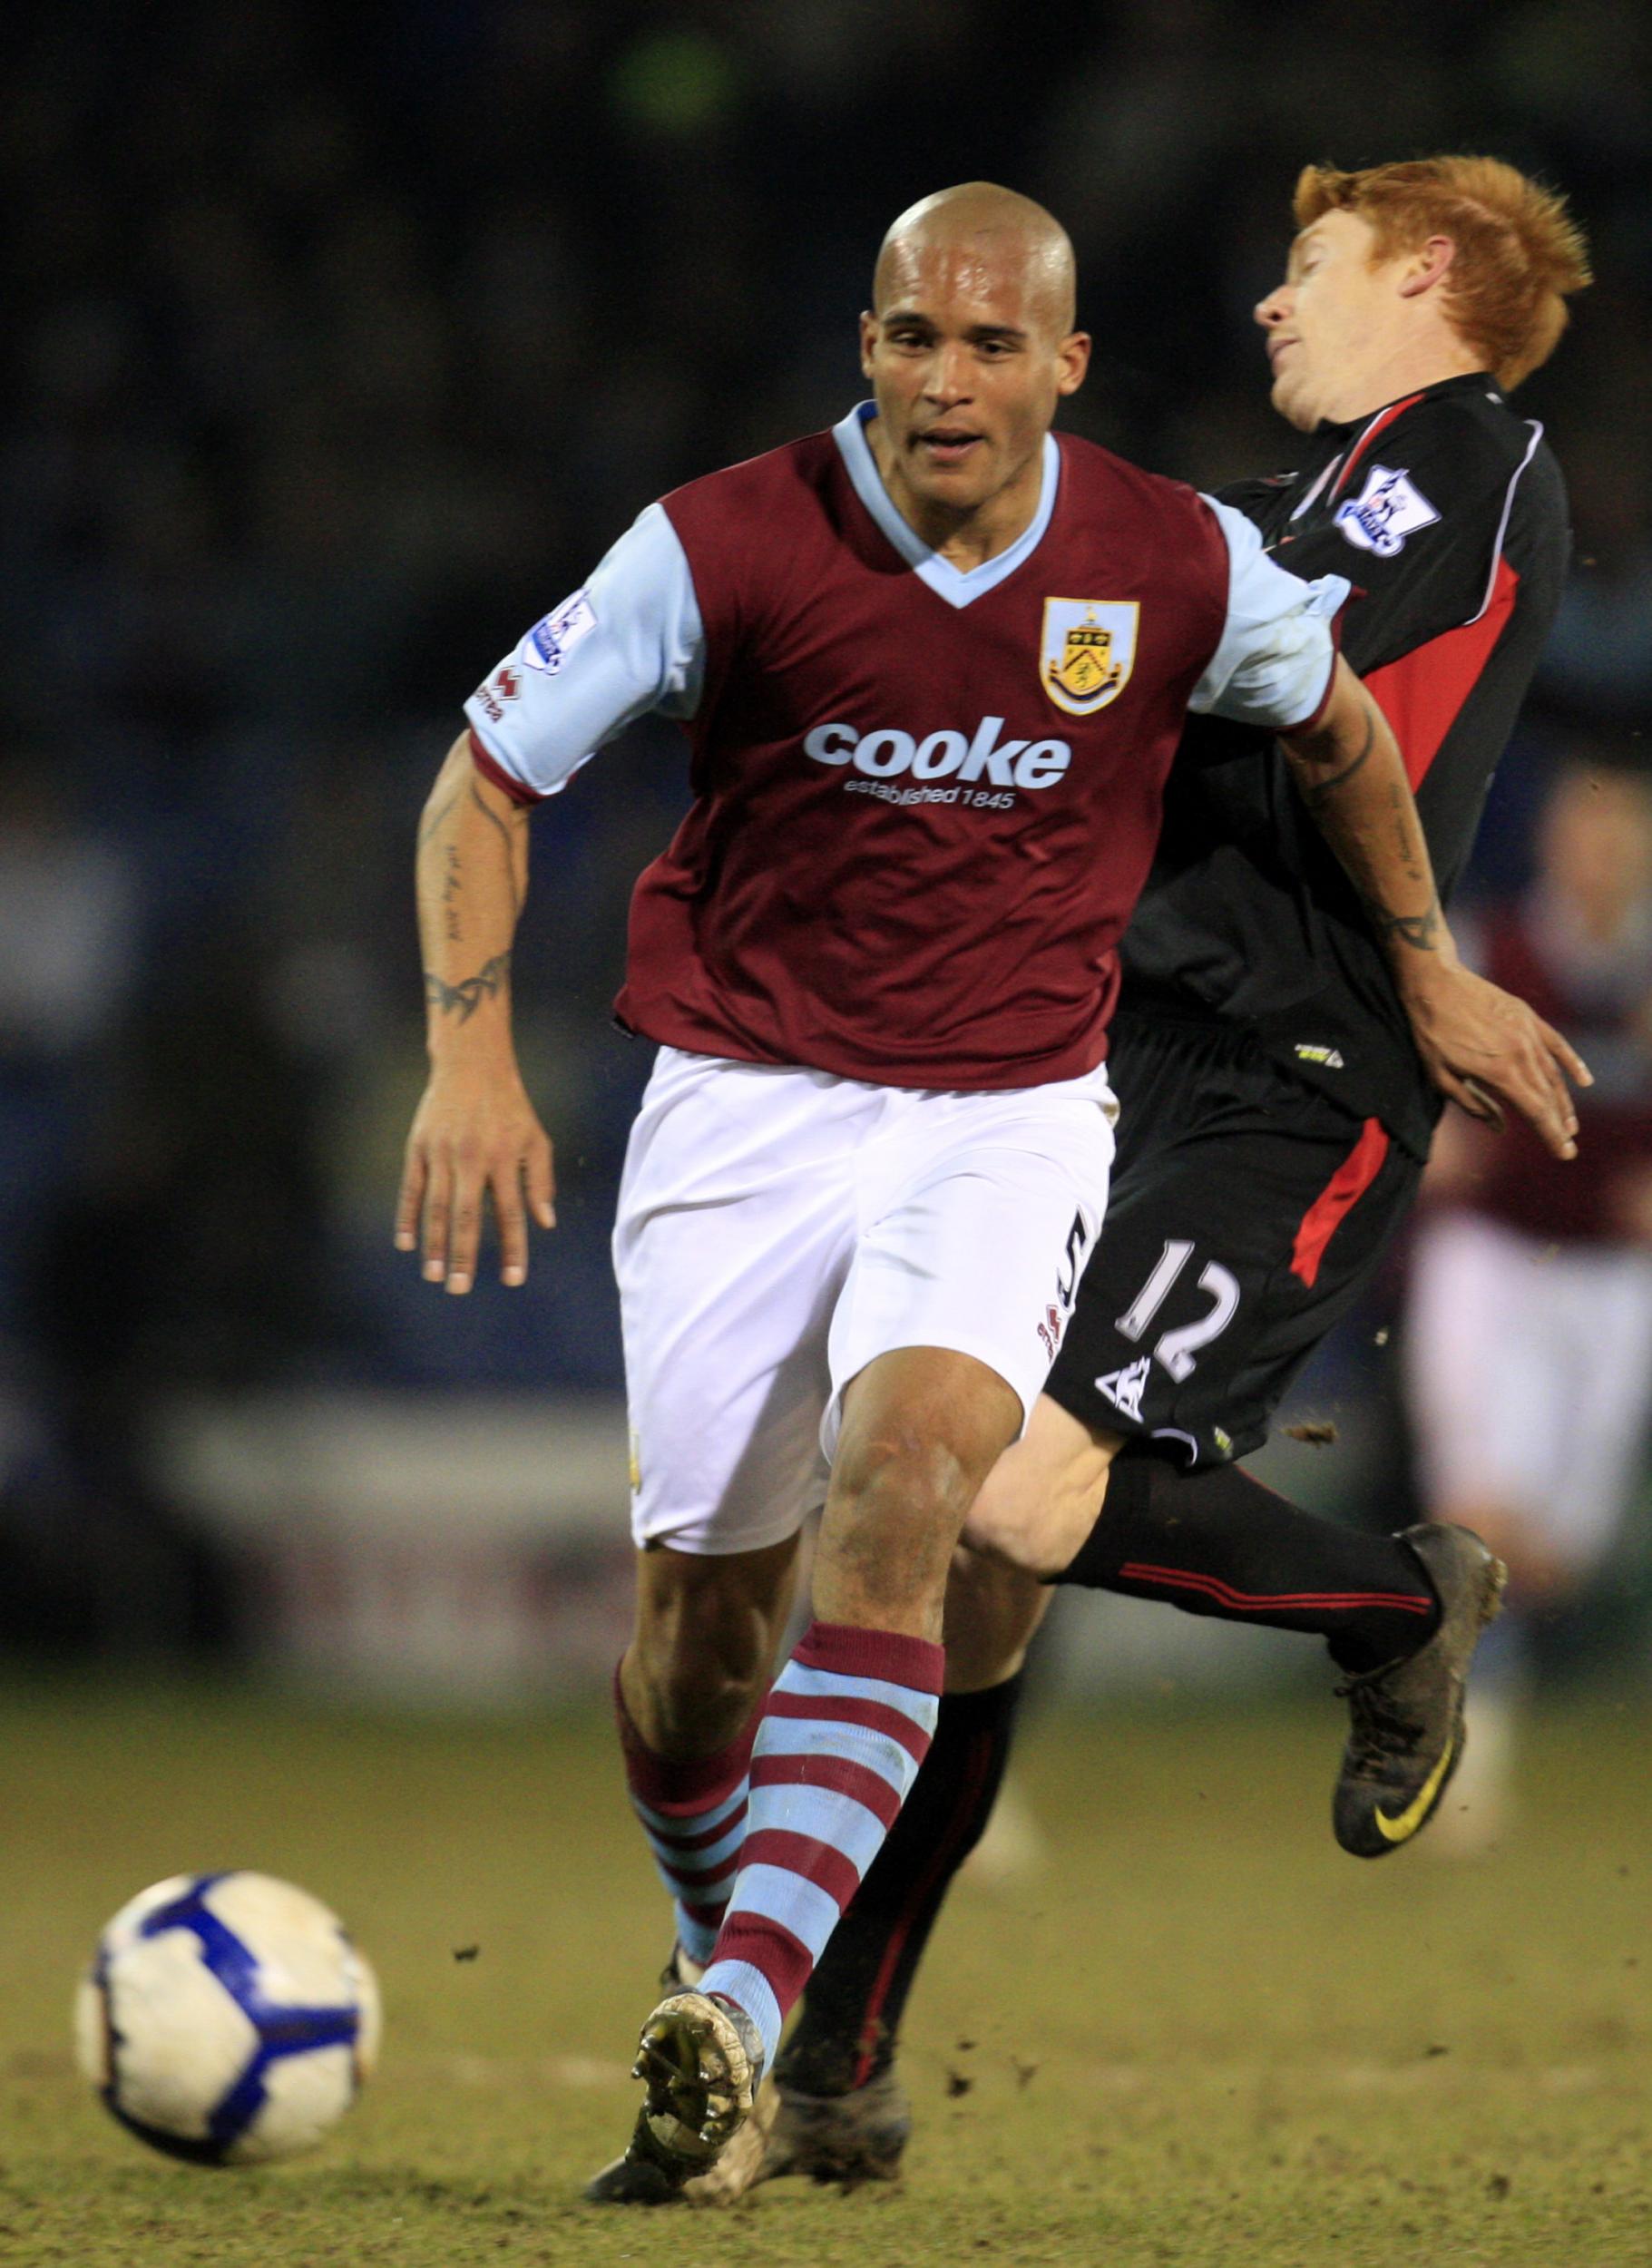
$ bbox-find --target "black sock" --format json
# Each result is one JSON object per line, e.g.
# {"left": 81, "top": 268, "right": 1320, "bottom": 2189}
{"left": 1060, "top": 1453, "right": 1440, "bottom": 1673}
{"left": 776, "top": 1673, "right": 1022, "bottom": 2097}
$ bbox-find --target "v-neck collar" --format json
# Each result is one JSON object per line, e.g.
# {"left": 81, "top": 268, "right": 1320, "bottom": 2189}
{"left": 832, "top": 402, "right": 1061, "bottom": 611}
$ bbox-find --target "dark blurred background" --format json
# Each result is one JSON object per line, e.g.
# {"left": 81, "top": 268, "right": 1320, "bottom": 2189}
{"left": 2, "top": 0, "right": 1648, "bottom": 1710}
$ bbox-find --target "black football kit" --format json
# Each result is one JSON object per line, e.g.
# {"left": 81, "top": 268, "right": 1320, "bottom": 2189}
{"left": 1045, "top": 372, "right": 1570, "bottom": 1466}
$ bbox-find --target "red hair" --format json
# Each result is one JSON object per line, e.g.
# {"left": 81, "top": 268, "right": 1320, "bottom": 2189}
{"left": 1294, "top": 158, "right": 1591, "bottom": 389}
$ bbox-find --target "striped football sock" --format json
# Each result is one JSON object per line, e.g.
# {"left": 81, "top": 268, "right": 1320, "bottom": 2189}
{"left": 778, "top": 1670, "right": 1023, "bottom": 2095}
{"left": 614, "top": 1668, "right": 758, "bottom": 1970}
{"left": 699, "top": 1621, "right": 944, "bottom": 2072}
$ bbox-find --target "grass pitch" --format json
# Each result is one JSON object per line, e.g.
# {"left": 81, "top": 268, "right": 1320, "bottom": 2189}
{"left": 1, "top": 1682, "right": 1647, "bottom": 2268}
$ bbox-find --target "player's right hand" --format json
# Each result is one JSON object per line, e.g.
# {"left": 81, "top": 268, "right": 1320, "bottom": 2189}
{"left": 395, "top": 1067, "right": 555, "bottom": 1295}
{"left": 1399, "top": 956, "right": 1591, "bottom": 1161}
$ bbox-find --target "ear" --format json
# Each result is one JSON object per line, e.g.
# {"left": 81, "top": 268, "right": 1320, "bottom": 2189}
{"left": 1056, "top": 330, "right": 1091, "bottom": 397}
{"left": 1398, "top": 235, "right": 1456, "bottom": 301}
{"left": 859, "top": 308, "right": 878, "bottom": 379}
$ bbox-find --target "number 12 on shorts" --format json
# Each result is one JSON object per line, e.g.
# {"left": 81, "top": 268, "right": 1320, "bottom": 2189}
{"left": 1114, "top": 1238, "right": 1239, "bottom": 1383}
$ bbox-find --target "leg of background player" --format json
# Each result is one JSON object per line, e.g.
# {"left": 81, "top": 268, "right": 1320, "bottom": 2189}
{"left": 1062, "top": 1455, "right": 1441, "bottom": 1670}
{"left": 968, "top": 1398, "right": 1441, "bottom": 1668}
{"left": 771, "top": 1549, "right": 1045, "bottom": 2116}
{"left": 973, "top": 1398, "right": 1503, "bottom": 1862}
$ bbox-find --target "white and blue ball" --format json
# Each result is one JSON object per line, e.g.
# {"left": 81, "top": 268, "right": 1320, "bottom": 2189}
{"left": 74, "top": 1871, "right": 380, "bottom": 2165}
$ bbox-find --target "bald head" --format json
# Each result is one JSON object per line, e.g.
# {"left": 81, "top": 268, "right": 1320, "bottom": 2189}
{"left": 859, "top": 181, "right": 1089, "bottom": 552}
{"left": 875, "top": 181, "right": 1077, "bottom": 340}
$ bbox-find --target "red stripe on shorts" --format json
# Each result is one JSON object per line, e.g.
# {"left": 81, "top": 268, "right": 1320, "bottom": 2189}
{"left": 1290, "top": 1117, "right": 1390, "bottom": 1288}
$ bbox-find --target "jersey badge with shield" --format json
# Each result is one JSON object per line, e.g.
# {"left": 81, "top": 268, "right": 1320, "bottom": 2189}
{"left": 1041, "top": 599, "right": 1139, "bottom": 716}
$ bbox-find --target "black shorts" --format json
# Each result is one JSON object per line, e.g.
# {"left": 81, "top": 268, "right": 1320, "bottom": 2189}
{"left": 1044, "top": 1012, "right": 1423, "bottom": 1467}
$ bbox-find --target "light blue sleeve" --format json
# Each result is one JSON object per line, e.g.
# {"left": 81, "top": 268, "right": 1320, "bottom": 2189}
{"left": 1188, "top": 496, "right": 1351, "bottom": 729}
{"left": 463, "top": 501, "right": 706, "bottom": 797}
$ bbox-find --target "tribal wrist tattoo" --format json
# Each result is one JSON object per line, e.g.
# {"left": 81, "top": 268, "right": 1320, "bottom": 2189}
{"left": 425, "top": 951, "right": 511, "bottom": 1021}
{"left": 1362, "top": 894, "right": 1443, "bottom": 954}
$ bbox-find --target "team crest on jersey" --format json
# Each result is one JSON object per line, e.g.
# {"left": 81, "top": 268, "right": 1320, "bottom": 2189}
{"left": 1040, "top": 600, "right": 1139, "bottom": 716}
{"left": 1333, "top": 464, "right": 1440, "bottom": 558}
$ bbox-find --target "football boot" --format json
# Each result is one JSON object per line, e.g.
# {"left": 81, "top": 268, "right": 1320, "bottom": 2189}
{"left": 584, "top": 1948, "right": 703, "bottom": 2205}
{"left": 685, "top": 2066, "right": 911, "bottom": 2204}
{"left": 626, "top": 1991, "right": 763, "bottom": 2180}
{"left": 585, "top": 1954, "right": 763, "bottom": 2206}
{"left": 1333, "top": 1522, "right": 1507, "bottom": 1858}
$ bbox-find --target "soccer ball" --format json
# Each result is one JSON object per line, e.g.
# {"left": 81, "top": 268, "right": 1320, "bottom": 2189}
{"left": 74, "top": 1871, "right": 380, "bottom": 2165}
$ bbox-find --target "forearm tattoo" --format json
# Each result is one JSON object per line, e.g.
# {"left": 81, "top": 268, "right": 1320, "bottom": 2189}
{"left": 1296, "top": 703, "right": 1375, "bottom": 810}
{"left": 1362, "top": 894, "right": 1443, "bottom": 953}
{"left": 1361, "top": 894, "right": 1442, "bottom": 948}
{"left": 469, "top": 780, "right": 526, "bottom": 918}
{"left": 425, "top": 951, "right": 512, "bottom": 1022}
{"left": 1294, "top": 697, "right": 1441, "bottom": 954}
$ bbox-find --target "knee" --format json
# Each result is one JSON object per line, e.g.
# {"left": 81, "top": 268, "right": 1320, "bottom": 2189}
{"left": 835, "top": 1419, "right": 979, "bottom": 1532}
{"left": 963, "top": 1413, "right": 1117, "bottom": 1579}
{"left": 817, "top": 1352, "right": 1025, "bottom": 1631}
{"left": 623, "top": 1618, "right": 767, "bottom": 1756}
{"left": 624, "top": 1549, "right": 792, "bottom": 1755}
{"left": 825, "top": 1425, "right": 980, "bottom": 1616}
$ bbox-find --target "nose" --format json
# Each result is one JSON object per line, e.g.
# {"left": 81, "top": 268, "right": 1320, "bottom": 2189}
{"left": 924, "top": 339, "right": 974, "bottom": 403}
{"left": 1255, "top": 284, "right": 1291, "bottom": 328}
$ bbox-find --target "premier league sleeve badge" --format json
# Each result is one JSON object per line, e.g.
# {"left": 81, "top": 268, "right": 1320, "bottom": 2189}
{"left": 1333, "top": 464, "right": 1442, "bottom": 559}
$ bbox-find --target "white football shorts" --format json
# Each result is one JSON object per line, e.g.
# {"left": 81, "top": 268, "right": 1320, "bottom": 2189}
{"left": 614, "top": 1045, "right": 1117, "bottom": 1555}
{"left": 1405, "top": 1208, "right": 1652, "bottom": 1571}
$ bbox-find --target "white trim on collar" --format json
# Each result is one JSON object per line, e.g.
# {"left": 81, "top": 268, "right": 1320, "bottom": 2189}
{"left": 832, "top": 402, "right": 1061, "bottom": 611}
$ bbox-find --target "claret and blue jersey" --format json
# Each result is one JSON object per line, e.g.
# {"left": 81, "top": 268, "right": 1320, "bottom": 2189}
{"left": 464, "top": 403, "right": 1348, "bottom": 1092}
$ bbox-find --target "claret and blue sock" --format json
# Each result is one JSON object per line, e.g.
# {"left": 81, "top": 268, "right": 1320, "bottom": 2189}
{"left": 780, "top": 1667, "right": 1023, "bottom": 2097}
{"left": 613, "top": 1671, "right": 758, "bottom": 1971}
{"left": 697, "top": 1620, "right": 944, "bottom": 2075}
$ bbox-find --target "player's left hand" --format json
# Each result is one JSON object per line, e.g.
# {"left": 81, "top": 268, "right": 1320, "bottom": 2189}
{"left": 1398, "top": 957, "right": 1591, "bottom": 1158}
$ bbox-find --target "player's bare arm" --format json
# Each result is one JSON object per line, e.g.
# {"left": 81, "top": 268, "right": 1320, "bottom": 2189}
{"left": 1279, "top": 659, "right": 1590, "bottom": 1158}
{"left": 396, "top": 733, "right": 554, "bottom": 1295}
